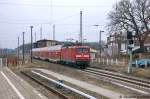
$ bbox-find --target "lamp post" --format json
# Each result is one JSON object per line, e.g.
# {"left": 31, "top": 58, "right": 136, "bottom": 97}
{"left": 17, "top": 37, "right": 19, "bottom": 65}
{"left": 83, "top": 38, "right": 87, "bottom": 45}
{"left": 22, "top": 32, "right": 25, "bottom": 65}
{"left": 30, "top": 26, "right": 33, "bottom": 63}
{"left": 99, "top": 30, "right": 104, "bottom": 58}
{"left": 93, "top": 25, "right": 104, "bottom": 58}
{"left": 53, "top": 24, "right": 55, "bottom": 40}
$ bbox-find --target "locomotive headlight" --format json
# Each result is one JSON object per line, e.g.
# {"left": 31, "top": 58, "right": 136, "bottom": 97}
{"left": 76, "top": 55, "right": 89, "bottom": 58}
{"left": 83, "top": 55, "right": 89, "bottom": 57}
{"left": 76, "top": 55, "right": 82, "bottom": 57}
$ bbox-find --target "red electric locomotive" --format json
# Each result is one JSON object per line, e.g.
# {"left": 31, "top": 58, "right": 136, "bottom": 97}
{"left": 61, "top": 45, "right": 90, "bottom": 68}
{"left": 32, "top": 43, "right": 90, "bottom": 69}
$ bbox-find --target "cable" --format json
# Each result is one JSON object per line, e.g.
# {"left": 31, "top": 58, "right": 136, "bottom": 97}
{"left": 0, "top": 21, "right": 50, "bottom": 24}
{"left": 0, "top": 2, "right": 112, "bottom": 7}
{"left": 0, "top": 2, "right": 48, "bottom": 7}
{"left": 53, "top": 13, "right": 79, "bottom": 23}
{"left": 52, "top": 5, "right": 112, "bottom": 7}
{"left": 0, "top": 13, "right": 79, "bottom": 24}
{"left": 54, "top": 24, "right": 94, "bottom": 27}
{"left": 0, "top": 21, "right": 98, "bottom": 28}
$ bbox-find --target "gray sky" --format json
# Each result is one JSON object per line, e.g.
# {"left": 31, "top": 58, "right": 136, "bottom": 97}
{"left": 0, "top": 0, "right": 118, "bottom": 48}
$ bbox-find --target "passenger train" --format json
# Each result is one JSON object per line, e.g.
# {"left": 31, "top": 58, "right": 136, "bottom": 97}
{"left": 32, "top": 43, "right": 90, "bottom": 69}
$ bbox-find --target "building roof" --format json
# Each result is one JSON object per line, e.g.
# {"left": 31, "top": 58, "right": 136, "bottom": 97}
{"left": 36, "top": 39, "right": 58, "bottom": 42}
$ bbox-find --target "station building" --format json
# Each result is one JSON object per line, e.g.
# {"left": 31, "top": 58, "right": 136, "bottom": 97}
{"left": 34, "top": 39, "right": 59, "bottom": 48}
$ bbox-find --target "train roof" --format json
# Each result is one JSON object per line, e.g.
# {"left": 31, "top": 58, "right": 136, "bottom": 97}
{"left": 32, "top": 44, "right": 89, "bottom": 52}
{"left": 47, "top": 45, "right": 62, "bottom": 51}
{"left": 32, "top": 47, "right": 48, "bottom": 51}
{"left": 32, "top": 45, "right": 62, "bottom": 51}
{"left": 68, "top": 45, "right": 89, "bottom": 48}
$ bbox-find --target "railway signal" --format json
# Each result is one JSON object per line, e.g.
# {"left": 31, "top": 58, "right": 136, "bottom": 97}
{"left": 127, "top": 31, "right": 132, "bottom": 39}
{"left": 127, "top": 31, "right": 134, "bottom": 73}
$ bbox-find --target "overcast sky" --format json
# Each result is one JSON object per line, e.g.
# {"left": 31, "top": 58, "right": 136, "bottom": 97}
{"left": 0, "top": 0, "right": 119, "bottom": 48}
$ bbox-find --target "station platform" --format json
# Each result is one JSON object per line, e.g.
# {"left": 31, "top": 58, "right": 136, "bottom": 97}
{"left": 0, "top": 67, "right": 47, "bottom": 99}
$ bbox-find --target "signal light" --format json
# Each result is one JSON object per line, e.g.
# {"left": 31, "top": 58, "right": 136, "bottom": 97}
{"left": 129, "top": 39, "right": 134, "bottom": 44}
{"left": 127, "top": 31, "right": 132, "bottom": 39}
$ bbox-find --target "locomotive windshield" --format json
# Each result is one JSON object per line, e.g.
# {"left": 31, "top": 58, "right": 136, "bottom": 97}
{"left": 76, "top": 48, "right": 89, "bottom": 53}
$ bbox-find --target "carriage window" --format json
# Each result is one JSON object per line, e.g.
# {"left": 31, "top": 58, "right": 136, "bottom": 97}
{"left": 76, "top": 48, "right": 88, "bottom": 53}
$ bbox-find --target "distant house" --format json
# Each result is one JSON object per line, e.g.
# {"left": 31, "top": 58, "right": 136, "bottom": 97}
{"left": 34, "top": 39, "right": 59, "bottom": 48}
{"left": 106, "top": 31, "right": 150, "bottom": 57}
{"left": 106, "top": 32, "right": 127, "bottom": 57}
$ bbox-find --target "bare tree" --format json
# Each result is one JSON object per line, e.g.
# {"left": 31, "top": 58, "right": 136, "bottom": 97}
{"left": 108, "top": 0, "right": 150, "bottom": 47}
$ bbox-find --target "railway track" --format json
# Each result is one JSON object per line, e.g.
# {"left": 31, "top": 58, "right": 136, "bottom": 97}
{"left": 84, "top": 67, "right": 150, "bottom": 94}
{"left": 21, "top": 70, "right": 96, "bottom": 99}
{"left": 21, "top": 71, "right": 69, "bottom": 99}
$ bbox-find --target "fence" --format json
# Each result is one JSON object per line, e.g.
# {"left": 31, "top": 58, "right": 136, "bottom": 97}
{"left": 91, "top": 58, "right": 127, "bottom": 66}
{"left": 91, "top": 58, "right": 150, "bottom": 68}
{"left": 0, "top": 58, "right": 8, "bottom": 66}
{"left": 0, "top": 57, "right": 30, "bottom": 67}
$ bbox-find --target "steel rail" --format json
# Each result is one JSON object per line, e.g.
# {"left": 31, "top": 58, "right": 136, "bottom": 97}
{"left": 84, "top": 67, "right": 150, "bottom": 94}
{"left": 88, "top": 67, "right": 150, "bottom": 84}
{"left": 86, "top": 68, "right": 150, "bottom": 88}
{"left": 31, "top": 70, "right": 97, "bottom": 99}
{"left": 21, "top": 71, "right": 70, "bottom": 99}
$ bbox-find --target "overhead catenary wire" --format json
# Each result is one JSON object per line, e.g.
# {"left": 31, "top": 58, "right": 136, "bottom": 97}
{"left": 0, "top": 2, "right": 112, "bottom": 7}
{"left": 0, "top": 9, "right": 100, "bottom": 27}
{"left": 53, "top": 13, "right": 79, "bottom": 23}
{"left": 0, "top": 21, "right": 96, "bottom": 27}
{"left": 0, "top": 21, "right": 49, "bottom": 25}
{"left": 0, "top": 12, "right": 79, "bottom": 24}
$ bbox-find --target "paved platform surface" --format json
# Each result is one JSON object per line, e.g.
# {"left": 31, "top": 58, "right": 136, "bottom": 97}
{"left": 0, "top": 67, "right": 47, "bottom": 99}
{"left": 36, "top": 68, "right": 125, "bottom": 99}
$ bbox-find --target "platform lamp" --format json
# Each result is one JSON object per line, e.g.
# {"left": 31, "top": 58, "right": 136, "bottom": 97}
{"left": 30, "top": 26, "right": 33, "bottom": 63}
{"left": 93, "top": 25, "right": 104, "bottom": 58}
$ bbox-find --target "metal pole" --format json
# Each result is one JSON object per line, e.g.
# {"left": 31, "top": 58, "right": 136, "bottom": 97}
{"left": 83, "top": 39, "right": 87, "bottom": 45}
{"left": 128, "top": 48, "right": 132, "bottom": 73}
{"left": 22, "top": 32, "right": 25, "bottom": 65}
{"left": 99, "top": 31, "right": 104, "bottom": 58}
{"left": 30, "top": 26, "right": 33, "bottom": 63}
{"left": 80, "top": 11, "right": 82, "bottom": 44}
{"left": 40, "top": 25, "right": 42, "bottom": 40}
{"left": 0, "top": 58, "right": 2, "bottom": 68}
{"left": 50, "top": 0, "right": 53, "bottom": 24}
{"left": 112, "top": 38, "right": 114, "bottom": 57}
{"left": 18, "top": 37, "right": 19, "bottom": 65}
{"left": 99, "top": 31, "right": 101, "bottom": 58}
{"left": 50, "top": 0, "right": 53, "bottom": 39}
{"left": 35, "top": 32, "right": 36, "bottom": 42}
{"left": 53, "top": 24, "right": 55, "bottom": 40}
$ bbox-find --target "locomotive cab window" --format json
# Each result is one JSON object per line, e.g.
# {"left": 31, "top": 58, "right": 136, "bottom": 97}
{"left": 76, "top": 48, "right": 88, "bottom": 53}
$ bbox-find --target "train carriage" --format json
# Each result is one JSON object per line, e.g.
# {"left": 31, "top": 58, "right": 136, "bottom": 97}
{"left": 47, "top": 45, "right": 62, "bottom": 62}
